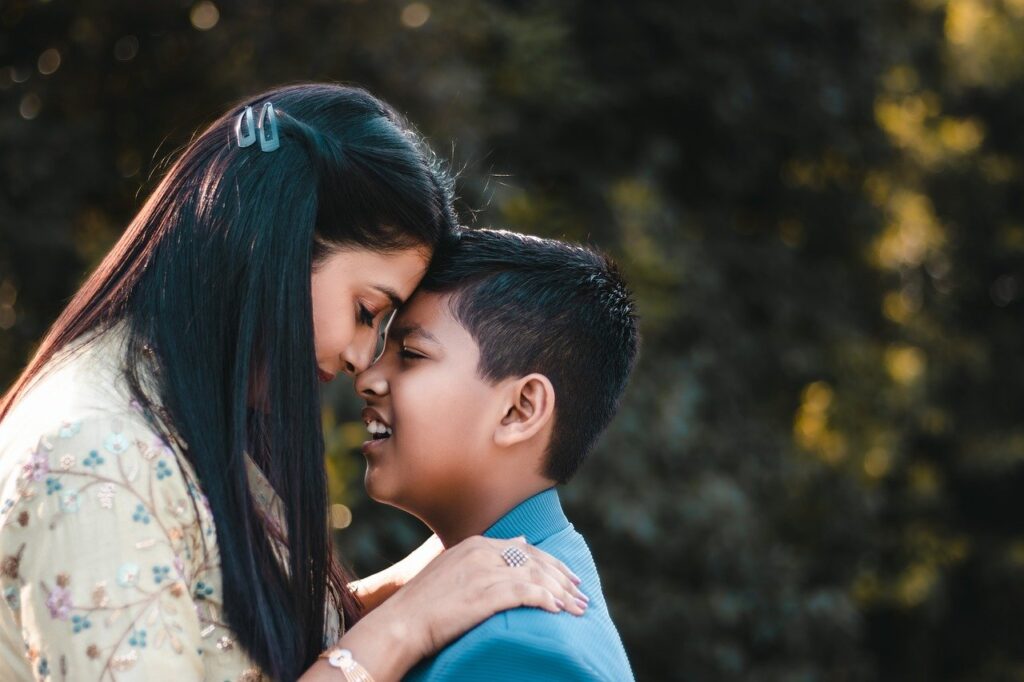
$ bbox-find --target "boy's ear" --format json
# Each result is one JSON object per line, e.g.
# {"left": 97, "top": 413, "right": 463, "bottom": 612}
{"left": 494, "top": 373, "right": 556, "bottom": 449}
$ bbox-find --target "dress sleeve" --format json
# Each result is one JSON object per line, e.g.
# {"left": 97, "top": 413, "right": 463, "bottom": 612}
{"left": 0, "top": 413, "right": 209, "bottom": 681}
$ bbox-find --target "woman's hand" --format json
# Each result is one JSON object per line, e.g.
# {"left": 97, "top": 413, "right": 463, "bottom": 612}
{"left": 391, "top": 535, "right": 588, "bottom": 658}
{"left": 349, "top": 534, "right": 444, "bottom": 612}
{"left": 311, "top": 535, "right": 588, "bottom": 681}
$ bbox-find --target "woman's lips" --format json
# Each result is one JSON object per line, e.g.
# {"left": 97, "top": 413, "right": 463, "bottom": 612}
{"left": 317, "top": 368, "right": 335, "bottom": 383}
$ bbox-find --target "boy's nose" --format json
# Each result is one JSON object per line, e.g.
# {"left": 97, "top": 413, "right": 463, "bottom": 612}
{"left": 354, "top": 362, "right": 389, "bottom": 398}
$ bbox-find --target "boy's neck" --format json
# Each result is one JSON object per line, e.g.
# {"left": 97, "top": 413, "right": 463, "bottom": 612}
{"left": 425, "top": 477, "right": 555, "bottom": 548}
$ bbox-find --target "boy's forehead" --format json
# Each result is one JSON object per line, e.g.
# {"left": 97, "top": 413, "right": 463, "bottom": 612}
{"left": 395, "top": 290, "right": 450, "bottom": 327}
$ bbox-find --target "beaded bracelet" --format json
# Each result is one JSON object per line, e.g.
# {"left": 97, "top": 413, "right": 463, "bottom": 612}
{"left": 318, "top": 648, "right": 376, "bottom": 682}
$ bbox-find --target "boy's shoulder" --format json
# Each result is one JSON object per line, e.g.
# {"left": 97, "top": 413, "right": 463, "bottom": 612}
{"left": 411, "top": 614, "right": 602, "bottom": 680}
{"left": 404, "top": 520, "right": 634, "bottom": 682}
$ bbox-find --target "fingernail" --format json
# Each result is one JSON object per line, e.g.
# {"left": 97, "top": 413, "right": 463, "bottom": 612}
{"left": 574, "top": 598, "right": 588, "bottom": 610}
{"left": 555, "top": 599, "right": 566, "bottom": 610}
{"left": 570, "top": 572, "right": 582, "bottom": 585}
{"left": 577, "top": 592, "right": 590, "bottom": 603}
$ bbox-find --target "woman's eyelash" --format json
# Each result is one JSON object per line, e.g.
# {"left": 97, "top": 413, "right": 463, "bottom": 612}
{"left": 358, "top": 304, "right": 376, "bottom": 327}
{"left": 399, "top": 348, "right": 424, "bottom": 360}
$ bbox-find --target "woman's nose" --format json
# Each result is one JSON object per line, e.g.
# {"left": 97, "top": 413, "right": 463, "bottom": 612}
{"left": 341, "top": 330, "right": 377, "bottom": 376}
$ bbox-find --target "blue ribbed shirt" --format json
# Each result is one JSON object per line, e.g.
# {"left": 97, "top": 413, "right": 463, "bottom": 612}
{"left": 403, "top": 488, "right": 635, "bottom": 681}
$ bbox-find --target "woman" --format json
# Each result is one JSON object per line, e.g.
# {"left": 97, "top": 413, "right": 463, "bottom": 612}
{"left": 0, "top": 83, "right": 585, "bottom": 681}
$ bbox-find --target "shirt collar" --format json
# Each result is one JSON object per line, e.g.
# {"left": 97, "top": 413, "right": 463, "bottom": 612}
{"left": 483, "top": 488, "right": 569, "bottom": 545}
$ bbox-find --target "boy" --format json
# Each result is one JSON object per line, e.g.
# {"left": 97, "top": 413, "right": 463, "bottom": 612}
{"left": 354, "top": 228, "right": 639, "bottom": 681}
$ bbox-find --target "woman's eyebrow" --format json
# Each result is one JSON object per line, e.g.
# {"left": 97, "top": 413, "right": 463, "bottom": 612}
{"left": 372, "top": 285, "right": 404, "bottom": 309}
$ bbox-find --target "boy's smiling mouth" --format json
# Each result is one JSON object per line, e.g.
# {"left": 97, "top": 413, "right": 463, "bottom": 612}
{"left": 367, "top": 420, "right": 392, "bottom": 440}
{"left": 361, "top": 407, "right": 393, "bottom": 442}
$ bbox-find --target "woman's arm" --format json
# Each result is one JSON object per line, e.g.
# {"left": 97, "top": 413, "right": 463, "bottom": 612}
{"left": 349, "top": 535, "right": 444, "bottom": 613}
{"left": 300, "top": 535, "right": 587, "bottom": 681}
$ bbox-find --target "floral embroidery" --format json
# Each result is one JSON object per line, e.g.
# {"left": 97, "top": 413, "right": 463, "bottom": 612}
{"left": 103, "top": 432, "right": 130, "bottom": 455}
{"left": 131, "top": 504, "right": 151, "bottom": 524}
{"left": 155, "top": 460, "right": 173, "bottom": 480}
{"left": 127, "top": 628, "right": 147, "bottom": 648}
{"left": 70, "top": 614, "right": 91, "bottom": 633}
{"left": 92, "top": 581, "right": 109, "bottom": 607}
{"left": 45, "top": 586, "right": 72, "bottom": 620}
{"left": 83, "top": 450, "right": 105, "bottom": 468}
{"left": 0, "top": 406, "right": 283, "bottom": 680}
{"left": 116, "top": 563, "right": 140, "bottom": 587}
{"left": 110, "top": 649, "right": 137, "bottom": 671}
{"left": 4, "top": 586, "right": 19, "bottom": 609}
{"left": 97, "top": 482, "right": 115, "bottom": 509}
{"left": 23, "top": 447, "right": 49, "bottom": 481}
{"left": 57, "top": 421, "right": 81, "bottom": 439}
{"left": 58, "top": 489, "right": 81, "bottom": 514}
{"left": 151, "top": 565, "right": 170, "bottom": 584}
{"left": 194, "top": 581, "right": 214, "bottom": 600}
{"left": 1, "top": 545, "right": 24, "bottom": 579}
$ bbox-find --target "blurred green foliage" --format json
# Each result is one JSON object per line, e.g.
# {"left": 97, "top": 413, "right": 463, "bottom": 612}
{"left": 3, "top": 0, "right": 1024, "bottom": 679}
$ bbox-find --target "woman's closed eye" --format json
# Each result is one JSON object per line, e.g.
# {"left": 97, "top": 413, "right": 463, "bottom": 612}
{"left": 358, "top": 302, "right": 390, "bottom": 328}
{"left": 357, "top": 303, "right": 376, "bottom": 327}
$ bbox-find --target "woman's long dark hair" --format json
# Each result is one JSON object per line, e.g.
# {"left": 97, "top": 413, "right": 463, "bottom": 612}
{"left": 0, "top": 83, "right": 456, "bottom": 680}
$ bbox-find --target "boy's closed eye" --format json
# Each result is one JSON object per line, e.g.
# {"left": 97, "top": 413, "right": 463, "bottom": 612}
{"left": 399, "top": 346, "right": 427, "bottom": 360}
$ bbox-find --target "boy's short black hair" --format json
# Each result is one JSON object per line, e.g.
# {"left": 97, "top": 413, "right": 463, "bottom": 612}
{"left": 419, "top": 228, "right": 639, "bottom": 483}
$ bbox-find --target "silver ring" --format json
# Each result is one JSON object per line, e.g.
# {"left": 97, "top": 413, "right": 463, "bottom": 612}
{"left": 501, "top": 546, "right": 529, "bottom": 568}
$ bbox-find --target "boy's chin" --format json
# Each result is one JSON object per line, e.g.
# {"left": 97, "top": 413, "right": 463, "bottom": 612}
{"left": 363, "top": 468, "right": 400, "bottom": 506}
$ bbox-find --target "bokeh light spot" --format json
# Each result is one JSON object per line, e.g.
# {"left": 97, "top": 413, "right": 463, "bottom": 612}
{"left": 191, "top": 2, "right": 220, "bottom": 31}
{"left": 330, "top": 503, "right": 352, "bottom": 530}
{"left": 19, "top": 93, "right": 41, "bottom": 120}
{"left": 37, "top": 48, "right": 61, "bottom": 76}
{"left": 114, "top": 35, "right": 139, "bottom": 62}
{"left": 401, "top": 3, "right": 431, "bottom": 28}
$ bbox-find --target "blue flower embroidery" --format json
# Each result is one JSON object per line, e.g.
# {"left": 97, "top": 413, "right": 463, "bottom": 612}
{"left": 116, "top": 562, "right": 140, "bottom": 587}
{"left": 128, "top": 628, "right": 147, "bottom": 648}
{"left": 57, "top": 421, "right": 81, "bottom": 438}
{"left": 71, "top": 614, "right": 92, "bottom": 633}
{"left": 37, "top": 657, "right": 49, "bottom": 677}
{"left": 152, "top": 565, "right": 170, "bottom": 584}
{"left": 194, "top": 581, "right": 214, "bottom": 600}
{"left": 132, "top": 504, "right": 151, "bottom": 524}
{"left": 4, "top": 586, "right": 19, "bottom": 610}
{"left": 59, "top": 489, "right": 80, "bottom": 514}
{"left": 155, "top": 460, "right": 172, "bottom": 480}
{"left": 44, "top": 478, "right": 62, "bottom": 495}
{"left": 83, "top": 450, "right": 104, "bottom": 468}
{"left": 103, "top": 432, "right": 130, "bottom": 455}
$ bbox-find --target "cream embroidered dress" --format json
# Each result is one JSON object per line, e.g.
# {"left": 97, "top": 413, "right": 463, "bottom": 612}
{"left": 0, "top": 325, "right": 339, "bottom": 681}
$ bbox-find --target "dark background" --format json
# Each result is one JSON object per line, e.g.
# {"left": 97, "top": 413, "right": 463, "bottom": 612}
{"left": 3, "top": 1, "right": 1024, "bottom": 679}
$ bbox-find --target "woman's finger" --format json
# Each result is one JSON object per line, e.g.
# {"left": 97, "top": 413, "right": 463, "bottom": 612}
{"left": 481, "top": 577, "right": 566, "bottom": 615}
{"left": 484, "top": 537, "right": 588, "bottom": 605}
{"left": 522, "top": 564, "right": 587, "bottom": 615}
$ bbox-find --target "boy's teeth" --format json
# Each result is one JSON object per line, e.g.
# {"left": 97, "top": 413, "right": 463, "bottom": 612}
{"left": 366, "top": 420, "right": 393, "bottom": 437}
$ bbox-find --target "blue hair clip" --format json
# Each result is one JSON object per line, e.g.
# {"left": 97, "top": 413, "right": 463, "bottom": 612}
{"left": 257, "top": 102, "right": 280, "bottom": 152}
{"left": 235, "top": 106, "right": 256, "bottom": 148}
